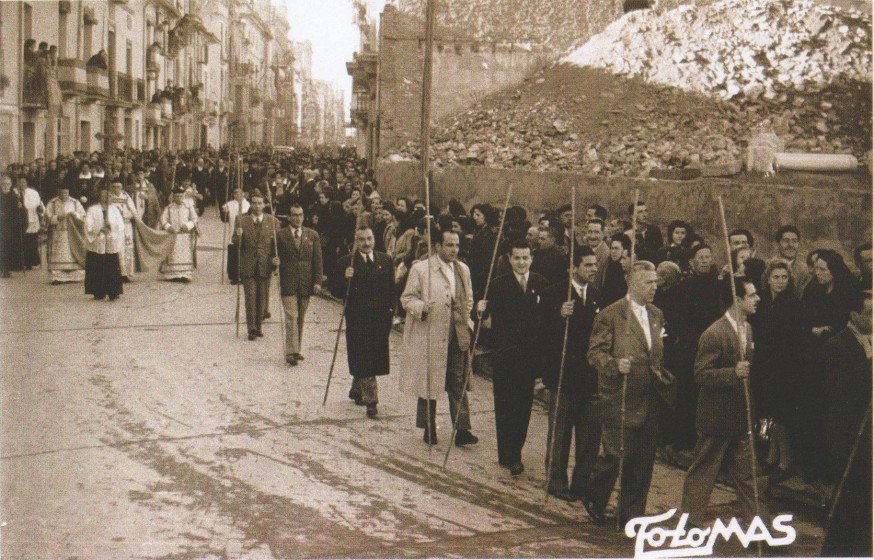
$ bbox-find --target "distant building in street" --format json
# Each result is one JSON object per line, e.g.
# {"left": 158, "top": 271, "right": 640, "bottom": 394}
{"left": 2, "top": 0, "right": 345, "bottom": 164}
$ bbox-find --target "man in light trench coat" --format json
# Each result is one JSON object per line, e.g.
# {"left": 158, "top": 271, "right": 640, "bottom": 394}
{"left": 401, "top": 229, "right": 480, "bottom": 447}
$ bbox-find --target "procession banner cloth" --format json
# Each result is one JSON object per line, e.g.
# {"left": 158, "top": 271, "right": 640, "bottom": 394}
{"left": 64, "top": 214, "right": 177, "bottom": 273}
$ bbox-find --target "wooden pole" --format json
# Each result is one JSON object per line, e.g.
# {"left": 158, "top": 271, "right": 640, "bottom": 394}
{"left": 235, "top": 153, "right": 243, "bottom": 338}
{"left": 420, "top": 0, "right": 437, "bottom": 448}
{"left": 220, "top": 155, "right": 231, "bottom": 284}
{"left": 544, "top": 183, "right": 576, "bottom": 502}
{"left": 718, "top": 195, "right": 762, "bottom": 556}
{"left": 616, "top": 189, "right": 639, "bottom": 530}
{"left": 264, "top": 177, "right": 286, "bottom": 363}
{"left": 443, "top": 184, "right": 514, "bottom": 468}
{"left": 323, "top": 274, "right": 353, "bottom": 406}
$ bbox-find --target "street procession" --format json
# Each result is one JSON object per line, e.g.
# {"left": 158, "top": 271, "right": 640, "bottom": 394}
{"left": 1, "top": 0, "right": 872, "bottom": 558}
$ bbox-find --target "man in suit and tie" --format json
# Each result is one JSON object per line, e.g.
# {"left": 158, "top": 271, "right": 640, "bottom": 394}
{"left": 477, "top": 239, "right": 550, "bottom": 476}
{"left": 539, "top": 246, "right": 602, "bottom": 501}
{"left": 277, "top": 204, "right": 324, "bottom": 366}
{"left": 625, "top": 202, "right": 663, "bottom": 263}
{"left": 400, "top": 229, "right": 479, "bottom": 446}
{"left": 681, "top": 276, "right": 763, "bottom": 526}
{"left": 328, "top": 226, "right": 395, "bottom": 419}
{"left": 584, "top": 218, "right": 610, "bottom": 291}
{"left": 584, "top": 260, "right": 675, "bottom": 526}
{"left": 233, "top": 190, "right": 280, "bottom": 341}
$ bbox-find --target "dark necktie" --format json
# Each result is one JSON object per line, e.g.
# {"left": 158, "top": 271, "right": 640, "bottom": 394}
{"left": 294, "top": 228, "right": 301, "bottom": 249}
{"left": 519, "top": 274, "right": 526, "bottom": 293}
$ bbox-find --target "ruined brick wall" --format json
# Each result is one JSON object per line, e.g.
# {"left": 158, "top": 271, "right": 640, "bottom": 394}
{"left": 377, "top": 5, "right": 552, "bottom": 155}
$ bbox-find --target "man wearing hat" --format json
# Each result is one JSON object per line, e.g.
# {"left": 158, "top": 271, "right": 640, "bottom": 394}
{"left": 234, "top": 189, "right": 280, "bottom": 340}
{"left": 159, "top": 185, "right": 199, "bottom": 282}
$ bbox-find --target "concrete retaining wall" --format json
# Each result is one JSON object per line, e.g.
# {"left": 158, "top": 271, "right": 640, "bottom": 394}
{"left": 375, "top": 162, "right": 872, "bottom": 262}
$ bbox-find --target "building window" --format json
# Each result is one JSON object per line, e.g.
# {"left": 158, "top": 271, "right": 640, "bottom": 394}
{"left": 59, "top": 13, "right": 68, "bottom": 58}
{"left": 126, "top": 42, "right": 133, "bottom": 75}
{"left": 23, "top": 3, "right": 33, "bottom": 41}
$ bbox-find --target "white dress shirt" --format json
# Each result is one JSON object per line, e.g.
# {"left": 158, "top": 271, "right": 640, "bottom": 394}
{"left": 628, "top": 295, "right": 652, "bottom": 349}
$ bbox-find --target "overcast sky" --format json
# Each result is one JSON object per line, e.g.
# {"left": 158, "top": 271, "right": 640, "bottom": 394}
{"left": 280, "top": 0, "right": 387, "bottom": 114}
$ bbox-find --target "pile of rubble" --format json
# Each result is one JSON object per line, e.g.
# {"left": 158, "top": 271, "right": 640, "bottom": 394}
{"left": 385, "top": 0, "right": 872, "bottom": 176}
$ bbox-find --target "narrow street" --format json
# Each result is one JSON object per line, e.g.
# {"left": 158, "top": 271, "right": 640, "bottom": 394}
{"left": 1, "top": 215, "right": 825, "bottom": 559}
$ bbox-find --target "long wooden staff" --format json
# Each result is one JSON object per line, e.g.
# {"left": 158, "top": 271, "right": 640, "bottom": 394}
{"left": 234, "top": 153, "right": 243, "bottom": 338}
{"left": 220, "top": 158, "right": 231, "bottom": 284}
{"left": 826, "top": 401, "right": 871, "bottom": 530}
{"left": 442, "top": 184, "right": 514, "bottom": 468}
{"left": 323, "top": 266, "right": 354, "bottom": 406}
{"left": 544, "top": 183, "right": 576, "bottom": 501}
{"left": 718, "top": 195, "right": 762, "bottom": 556}
{"left": 264, "top": 176, "right": 286, "bottom": 361}
{"left": 616, "top": 189, "right": 639, "bottom": 529}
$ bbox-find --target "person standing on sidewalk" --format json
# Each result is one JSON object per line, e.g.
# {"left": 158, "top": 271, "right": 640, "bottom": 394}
{"left": 329, "top": 226, "right": 394, "bottom": 419}
{"left": 276, "top": 204, "right": 323, "bottom": 366}
{"left": 234, "top": 190, "right": 280, "bottom": 341}
{"left": 400, "top": 229, "right": 479, "bottom": 446}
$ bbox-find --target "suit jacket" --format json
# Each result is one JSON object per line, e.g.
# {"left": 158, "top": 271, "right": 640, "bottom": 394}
{"left": 484, "top": 271, "right": 550, "bottom": 376}
{"left": 592, "top": 241, "right": 610, "bottom": 291}
{"left": 588, "top": 298, "right": 675, "bottom": 429}
{"left": 694, "top": 315, "right": 755, "bottom": 437}
{"left": 531, "top": 245, "right": 569, "bottom": 286}
{"left": 233, "top": 214, "right": 279, "bottom": 279}
{"left": 626, "top": 225, "right": 664, "bottom": 263}
{"left": 277, "top": 226, "right": 323, "bottom": 297}
{"left": 329, "top": 251, "right": 395, "bottom": 323}
{"left": 538, "top": 279, "right": 600, "bottom": 397}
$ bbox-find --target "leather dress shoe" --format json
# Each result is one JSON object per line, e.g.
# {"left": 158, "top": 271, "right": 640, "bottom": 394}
{"left": 366, "top": 404, "right": 378, "bottom": 418}
{"left": 581, "top": 497, "right": 607, "bottom": 525}
{"left": 264, "top": 311, "right": 271, "bottom": 319}
{"left": 255, "top": 330, "right": 264, "bottom": 337}
{"left": 549, "top": 488, "right": 579, "bottom": 502}
{"left": 454, "top": 430, "right": 479, "bottom": 446}
{"left": 294, "top": 353, "right": 304, "bottom": 361}
{"left": 509, "top": 463, "right": 524, "bottom": 476}
{"left": 248, "top": 331, "right": 257, "bottom": 341}
{"left": 286, "top": 356, "right": 298, "bottom": 366}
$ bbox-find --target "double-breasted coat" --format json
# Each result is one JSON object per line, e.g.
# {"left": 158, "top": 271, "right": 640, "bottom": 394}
{"left": 329, "top": 251, "right": 395, "bottom": 378}
{"left": 399, "top": 255, "right": 474, "bottom": 399}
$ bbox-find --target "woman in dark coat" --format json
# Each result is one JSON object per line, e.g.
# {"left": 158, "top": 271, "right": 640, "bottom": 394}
{"left": 600, "top": 233, "right": 630, "bottom": 307}
{"left": 0, "top": 175, "right": 23, "bottom": 276}
{"left": 796, "top": 249, "right": 860, "bottom": 482}
{"left": 468, "top": 203, "right": 499, "bottom": 302}
{"left": 750, "top": 260, "right": 805, "bottom": 479}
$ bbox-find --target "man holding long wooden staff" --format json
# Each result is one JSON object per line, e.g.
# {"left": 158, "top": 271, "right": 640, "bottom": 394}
{"left": 681, "top": 197, "right": 766, "bottom": 531}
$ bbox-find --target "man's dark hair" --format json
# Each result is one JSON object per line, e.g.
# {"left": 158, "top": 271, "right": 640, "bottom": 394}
{"left": 627, "top": 201, "right": 646, "bottom": 216}
{"left": 508, "top": 239, "right": 531, "bottom": 254}
{"left": 853, "top": 241, "right": 872, "bottom": 266}
{"left": 556, "top": 203, "right": 572, "bottom": 214}
{"left": 586, "top": 218, "right": 605, "bottom": 230}
{"left": 438, "top": 229, "right": 460, "bottom": 245}
{"left": 588, "top": 204, "right": 608, "bottom": 221}
{"left": 775, "top": 225, "right": 801, "bottom": 243}
{"left": 542, "top": 224, "right": 562, "bottom": 242}
{"left": 610, "top": 232, "right": 631, "bottom": 251}
{"left": 689, "top": 243, "right": 712, "bottom": 259}
{"left": 729, "top": 228, "right": 755, "bottom": 248}
{"left": 721, "top": 276, "right": 755, "bottom": 310}
{"left": 573, "top": 245, "right": 596, "bottom": 267}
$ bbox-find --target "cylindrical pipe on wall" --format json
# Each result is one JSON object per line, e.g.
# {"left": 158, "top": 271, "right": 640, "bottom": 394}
{"left": 774, "top": 152, "right": 859, "bottom": 172}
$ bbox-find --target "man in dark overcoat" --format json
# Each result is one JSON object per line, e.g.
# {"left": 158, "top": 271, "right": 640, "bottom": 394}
{"left": 584, "top": 260, "right": 675, "bottom": 527}
{"left": 329, "top": 226, "right": 394, "bottom": 419}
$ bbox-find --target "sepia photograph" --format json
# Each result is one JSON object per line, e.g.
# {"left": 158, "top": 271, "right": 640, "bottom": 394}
{"left": 0, "top": 0, "right": 871, "bottom": 557}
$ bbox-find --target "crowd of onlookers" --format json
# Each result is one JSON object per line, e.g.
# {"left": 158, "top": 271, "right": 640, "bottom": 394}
{"left": 1, "top": 144, "right": 871, "bottom": 498}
